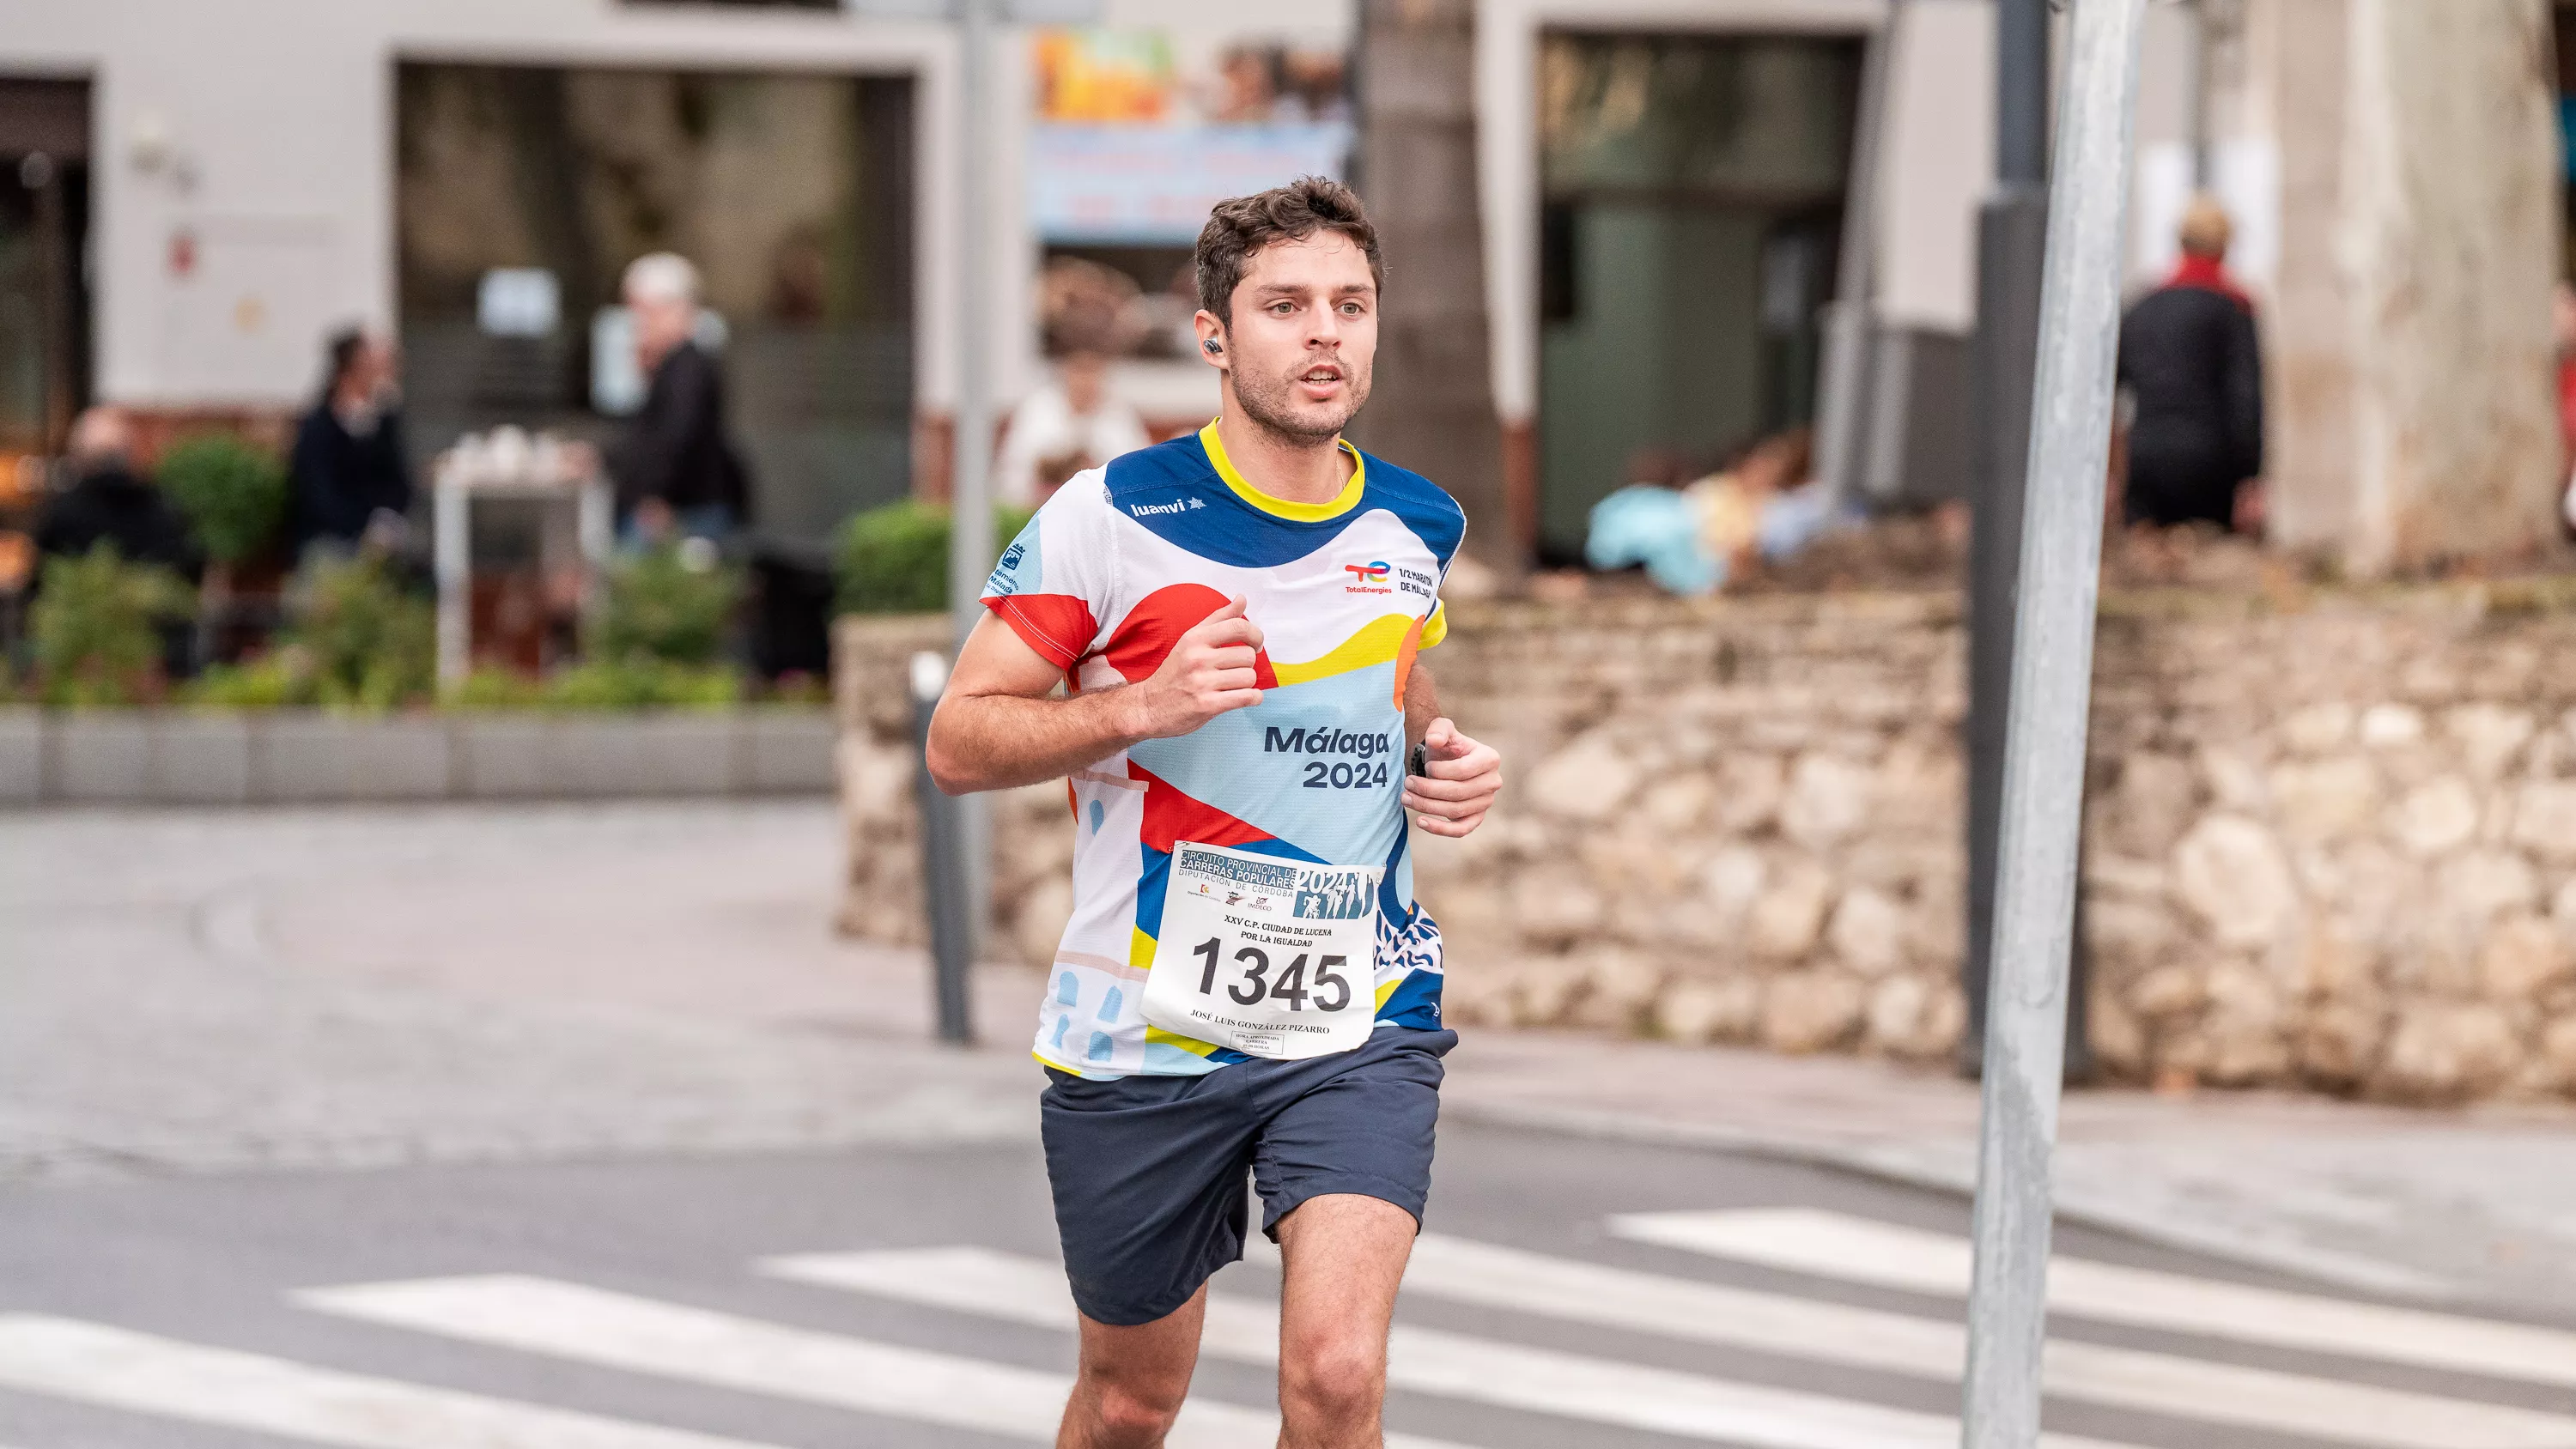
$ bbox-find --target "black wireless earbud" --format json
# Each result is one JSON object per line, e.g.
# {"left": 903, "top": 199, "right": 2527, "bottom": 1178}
{"left": 1201, "top": 338, "right": 1223, "bottom": 355}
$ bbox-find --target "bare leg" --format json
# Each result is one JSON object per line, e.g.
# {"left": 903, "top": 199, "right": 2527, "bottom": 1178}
{"left": 1058, "top": 1284, "right": 1207, "bottom": 1449}
{"left": 1273, "top": 1193, "right": 1416, "bottom": 1449}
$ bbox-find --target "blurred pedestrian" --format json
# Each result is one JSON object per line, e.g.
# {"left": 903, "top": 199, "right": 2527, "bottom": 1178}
{"left": 604, "top": 252, "right": 752, "bottom": 549}
{"left": 993, "top": 349, "right": 1150, "bottom": 506}
{"left": 2117, "top": 195, "right": 2265, "bottom": 533}
{"left": 289, "top": 327, "right": 414, "bottom": 560}
{"left": 33, "top": 405, "right": 198, "bottom": 579}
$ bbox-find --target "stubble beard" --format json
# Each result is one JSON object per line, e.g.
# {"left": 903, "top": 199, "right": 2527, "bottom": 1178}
{"left": 1232, "top": 354, "right": 1371, "bottom": 449}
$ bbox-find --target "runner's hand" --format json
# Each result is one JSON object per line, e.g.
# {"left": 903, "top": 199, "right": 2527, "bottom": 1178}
{"left": 1126, "top": 594, "right": 1266, "bottom": 740}
{"left": 1405, "top": 718, "right": 1501, "bottom": 838}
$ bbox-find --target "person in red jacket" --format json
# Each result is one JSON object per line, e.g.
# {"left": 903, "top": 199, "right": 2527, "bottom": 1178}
{"left": 2117, "top": 196, "right": 2266, "bottom": 533}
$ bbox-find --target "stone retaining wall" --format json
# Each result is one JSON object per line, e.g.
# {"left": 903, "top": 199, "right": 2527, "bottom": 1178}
{"left": 835, "top": 588, "right": 2576, "bottom": 1103}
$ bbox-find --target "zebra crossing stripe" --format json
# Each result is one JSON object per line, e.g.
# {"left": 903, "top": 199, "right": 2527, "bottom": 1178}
{"left": 299, "top": 1275, "right": 1481, "bottom": 1449}
{"left": 762, "top": 1246, "right": 2148, "bottom": 1449}
{"left": 1610, "top": 1209, "right": 2576, "bottom": 1392}
{"left": 1397, "top": 1234, "right": 2576, "bottom": 1449}
{"left": 0, "top": 1314, "right": 793, "bottom": 1449}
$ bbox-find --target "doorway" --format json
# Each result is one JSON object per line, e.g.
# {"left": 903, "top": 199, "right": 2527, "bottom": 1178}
{"left": 1535, "top": 32, "right": 1860, "bottom": 563}
{"left": 0, "top": 77, "right": 92, "bottom": 460}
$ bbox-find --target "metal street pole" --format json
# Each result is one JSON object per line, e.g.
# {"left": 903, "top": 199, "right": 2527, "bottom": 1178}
{"left": 941, "top": 0, "right": 998, "bottom": 966}
{"left": 1961, "top": 0, "right": 2090, "bottom": 1082}
{"left": 912, "top": 651, "right": 977, "bottom": 1044}
{"left": 1958, "top": 2, "right": 2148, "bottom": 1444}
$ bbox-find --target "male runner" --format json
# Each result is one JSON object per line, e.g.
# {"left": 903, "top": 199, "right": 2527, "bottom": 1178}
{"left": 927, "top": 177, "right": 1504, "bottom": 1449}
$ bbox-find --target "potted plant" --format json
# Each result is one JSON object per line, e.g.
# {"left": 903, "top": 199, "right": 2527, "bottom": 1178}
{"left": 157, "top": 432, "right": 289, "bottom": 657}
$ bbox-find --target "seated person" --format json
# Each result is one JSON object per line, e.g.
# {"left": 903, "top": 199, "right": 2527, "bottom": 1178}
{"left": 995, "top": 349, "right": 1151, "bottom": 507}
{"left": 34, "top": 406, "right": 199, "bottom": 579}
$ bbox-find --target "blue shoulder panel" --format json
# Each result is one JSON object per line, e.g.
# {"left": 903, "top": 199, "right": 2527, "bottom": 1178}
{"left": 1352, "top": 450, "right": 1468, "bottom": 567}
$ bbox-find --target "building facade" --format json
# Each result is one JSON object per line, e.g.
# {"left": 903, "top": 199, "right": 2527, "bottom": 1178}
{"left": 7, "top": 0, "right": 2487, "bottom": 561}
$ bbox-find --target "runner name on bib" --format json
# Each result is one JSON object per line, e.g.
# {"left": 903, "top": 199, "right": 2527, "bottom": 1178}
{"left": 1139, "top": 840, "right": 1382, "bottom": 1060}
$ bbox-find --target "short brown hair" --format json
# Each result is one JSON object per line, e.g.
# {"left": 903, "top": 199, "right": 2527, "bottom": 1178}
{"left": 1194, "top": 177, "right": 1383, "bottom": 327}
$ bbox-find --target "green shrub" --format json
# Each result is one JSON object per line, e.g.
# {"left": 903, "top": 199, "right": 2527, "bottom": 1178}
{"left": 185, "top": 650, "right": 313, "bottom": 709}
{"left": 835, "top": 501, "right": 1032, "bottom": 615}
{"left": 441, "top": 665, "right": 546, "bottom": 711}
{"left": 158, "top": 433, "right": 288, "bottom": 567}
{"left": 28, "top": 544, "right": 195, "bottom": 706}
{"left": 294, "top": 555, "right": 434, "bottom": 712}
{"left": 593, "top": 545, "right": 739, "bottom": 665}
{"left": 542, "top": 658, "right": 740, "bottom": 711}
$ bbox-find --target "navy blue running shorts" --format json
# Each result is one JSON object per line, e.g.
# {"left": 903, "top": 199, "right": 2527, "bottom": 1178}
{"left": 1038, "top": 1026, "right": 1455, "bottom": 1327}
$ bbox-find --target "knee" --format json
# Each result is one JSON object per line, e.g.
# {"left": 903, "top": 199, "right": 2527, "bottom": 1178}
{"left": 1280, "top": 1333, "right": 1386, "bottom": 1426}
{"left": 1085, "top": 1376, "right": 1187, "bottom": 1446}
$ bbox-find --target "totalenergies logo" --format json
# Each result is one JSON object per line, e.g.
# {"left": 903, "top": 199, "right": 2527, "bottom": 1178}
{"left": 1343, "top": 561, "right": 1392, "bottom": 592}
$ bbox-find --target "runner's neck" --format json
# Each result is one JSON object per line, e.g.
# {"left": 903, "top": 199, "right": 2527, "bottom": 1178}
{"left": 1212, "top": 399, "right": 1357, "bottom": 506}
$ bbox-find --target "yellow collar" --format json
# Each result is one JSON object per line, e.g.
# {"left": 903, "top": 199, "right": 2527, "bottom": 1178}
{"left": 1197, "top": 420, "right": 1365, "bottom": 523}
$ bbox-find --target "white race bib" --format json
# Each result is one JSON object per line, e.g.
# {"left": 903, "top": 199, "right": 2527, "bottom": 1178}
{"left": 1139, "top": 840, "right": 1382, "bottom": 1060}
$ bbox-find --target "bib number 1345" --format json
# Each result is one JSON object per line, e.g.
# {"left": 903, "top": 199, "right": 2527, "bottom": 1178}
{"left": 1139, "top": 839, "right": 1381, "bottom": 1059}
{"left": 1187, "top": 938, "right": 1353, "bottom": 1013}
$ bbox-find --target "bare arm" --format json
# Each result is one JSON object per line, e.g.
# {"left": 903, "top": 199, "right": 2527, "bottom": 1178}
{"left": 1398, "top": 660, "right": 1504, "bottom": 839}
{"left": 925, "top": 597, "right": 1267, "bottom": 795}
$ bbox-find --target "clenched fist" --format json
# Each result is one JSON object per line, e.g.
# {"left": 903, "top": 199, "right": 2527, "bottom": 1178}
{"left": 1121, "top": 594, "right": 1267, "bottom": 741}
{"left": 1404, "top": 718, "right": 1502, "bottom": 838}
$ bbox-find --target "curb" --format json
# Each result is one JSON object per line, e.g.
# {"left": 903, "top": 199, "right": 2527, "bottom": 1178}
{"left": 1440, "top": 1096, "right": 2468, "bottom": 1307}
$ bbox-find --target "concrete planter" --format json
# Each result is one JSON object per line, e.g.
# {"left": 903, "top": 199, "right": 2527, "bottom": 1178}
{"left": 8, "top": 707, "right": 835, "bottom": 806}
{"left": 547, "top": 713, "right": 737, "bottom": 797}
{"left": 0, "top": 709, "right": 41, "bottom": 805}
{"left": 257, "top": 715, "right": 452, "bottom": 802}
{"left": 52, "top": 712, "right": 153, "bottom": 803}
{"left": 744, "top": 708, "right": 840, "bottom": 794}
{"left": 152, "top": 712, "right": 254, "bottom": 804}
{"left": 453, "top": 716, "right": 552, "bottom": 800}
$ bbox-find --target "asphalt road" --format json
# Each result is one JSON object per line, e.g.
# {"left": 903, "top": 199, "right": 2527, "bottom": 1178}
{"left": 7, "top": 803, "right": 2575, "bottom": 1448}
{"left": 3, "top": 1123, "right": 2573, "bottom": 1449}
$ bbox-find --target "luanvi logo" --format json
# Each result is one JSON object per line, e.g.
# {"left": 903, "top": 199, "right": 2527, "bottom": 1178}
{"left": 1129, "top": 498, "right": 1206, "bottom": 518}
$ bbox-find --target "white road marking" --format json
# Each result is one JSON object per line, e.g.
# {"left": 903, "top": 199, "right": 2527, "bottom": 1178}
{"left": 1611, "top": 1209, "right": 2576, "bottom": 1392}
{"left": 762, "top": 1246, "right": 2148, "bottom": 1449}
{"left": 301, "top": 1274, "right": 1481, "bottom": 1449}
{"left": 0, "top": 1314, "right": 793, "bottom": 1449}
{"left": 1400, "top": 1234, "right": 2576, "bottom": 1449}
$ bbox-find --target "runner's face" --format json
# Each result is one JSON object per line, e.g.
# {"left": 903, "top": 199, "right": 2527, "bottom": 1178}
{"left": 1212, "top": 233, "right": 1377, "bottom": 441}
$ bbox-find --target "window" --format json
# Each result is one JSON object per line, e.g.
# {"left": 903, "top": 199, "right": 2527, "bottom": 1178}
{"left": 397, "top": 64, "right": 916, "bottom": 541}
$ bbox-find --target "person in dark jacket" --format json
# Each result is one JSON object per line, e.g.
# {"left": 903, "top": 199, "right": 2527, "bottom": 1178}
{"left": 289, "top": 328, "right": 414, "bottom": 557}
{"left": 603, "top": 252, "right": 751, "bottom": 547}
{"left": 33, "top": 406, "right": 199, "bottom": 578}
{"left": 2117, "top": 196, "right": 2265, "bottom": 532}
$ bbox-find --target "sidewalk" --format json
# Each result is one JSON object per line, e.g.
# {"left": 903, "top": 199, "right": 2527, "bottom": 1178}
{"left": 1441, "top": 1028, "right": 2576, "bottom": 1318}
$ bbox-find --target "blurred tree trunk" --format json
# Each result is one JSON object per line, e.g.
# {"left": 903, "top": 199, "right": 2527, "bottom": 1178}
{"left": 2254, "top": 0, "right": 2561, "bottom": 573}
{"left": 1352, "top": 0, "right": 1520, "bottom": 580}
{"left": 2340, "top": 0, "right": 2561, "bottom": 573}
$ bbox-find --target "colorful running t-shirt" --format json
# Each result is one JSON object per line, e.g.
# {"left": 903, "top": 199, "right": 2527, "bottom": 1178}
{"left": 982, "top": 422, "right": 1465, "bottom": 1079}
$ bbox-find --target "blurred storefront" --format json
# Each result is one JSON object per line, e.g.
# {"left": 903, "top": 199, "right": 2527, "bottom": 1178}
{"left": 394, "top": 64, "right": 917, "bottom": 541}
{"left": 1474, "top": 0, "right": 1991, "bottom": 565}
{"left": 1024, "top": 25, "right": 1353, "bottom": 432}
{"left": 0, "top": 0, "right": 2472, "bottom": 563}
{"left": 1526, "top": 30, "right": 1860, "bottom": 560}
{"left": 0, "top": 0, "right": 1368, "bottom": 545}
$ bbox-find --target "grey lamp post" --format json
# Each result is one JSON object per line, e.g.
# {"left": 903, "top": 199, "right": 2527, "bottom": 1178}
{"left": 1958, "top": 1, "right": 2150, "bottom": 1441}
